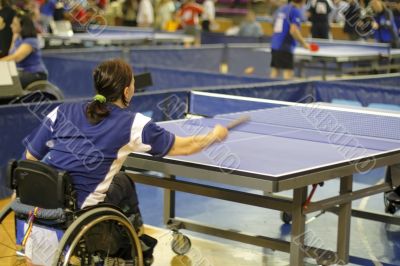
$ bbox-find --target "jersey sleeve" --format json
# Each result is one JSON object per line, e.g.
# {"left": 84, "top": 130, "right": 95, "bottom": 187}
{"left": 22, "top": 38, "right": 39, "bottom": 52}
{"left": 142, "top": 121, "right": 175, "bottom": 157}
{"left": 23, "top": 106, "right": 59, "bottom": 160}
{"left": 289, "top": 8, "right": 302, "bottom": 27}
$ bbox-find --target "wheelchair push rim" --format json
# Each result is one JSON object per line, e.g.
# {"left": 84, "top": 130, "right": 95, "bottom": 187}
{"left": 53, "top": 206, "right": 144, "bottom": 266}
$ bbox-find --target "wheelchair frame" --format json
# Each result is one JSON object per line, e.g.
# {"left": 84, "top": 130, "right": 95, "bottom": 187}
{"left": 0, "top": 160, "right": 144, "bottom": 266}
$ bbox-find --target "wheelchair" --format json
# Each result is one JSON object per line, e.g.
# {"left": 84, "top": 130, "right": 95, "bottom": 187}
{"left": 0, "top": 160, "right": 143, "bottom": 266}
{"left": 8, "top": 80, "right": 64, "bottom": 104}
{"left": 384, "top": 164, "right": 400, "bottom": 215}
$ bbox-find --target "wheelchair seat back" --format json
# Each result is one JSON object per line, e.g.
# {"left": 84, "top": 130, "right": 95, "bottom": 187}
{"left": 9, "top": 160, "right": 75, "bottom": 210}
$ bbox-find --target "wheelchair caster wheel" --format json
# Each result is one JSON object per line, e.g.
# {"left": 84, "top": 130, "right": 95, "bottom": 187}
{"left": 315, "top": 250, "right": 337, "bottom": 265}
{"left": 386, "top": 203, "right": 396, "bottom": 214}
{"left": 171, "top": 232, "right": 191, "bottom": 255}
{"left": 144, "top": 255, "right": 154, "bottom": 266}
{"left": 280, "top": 211, "right": 292, "bottom": 224}
{"left": 384, "top": 192, "right": 390, "bottom": 209}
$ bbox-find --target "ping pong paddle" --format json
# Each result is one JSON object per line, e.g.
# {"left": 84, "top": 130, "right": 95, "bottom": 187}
{"left": 310, "top": 42, "right": 319, "bottom": 52}
{"left": 226, "top": 115, "right": 251, "bottom": 130}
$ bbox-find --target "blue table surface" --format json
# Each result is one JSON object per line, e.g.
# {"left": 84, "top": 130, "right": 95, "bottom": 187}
{"left": 156, "top": 105, "right": 400, "bottom": 179}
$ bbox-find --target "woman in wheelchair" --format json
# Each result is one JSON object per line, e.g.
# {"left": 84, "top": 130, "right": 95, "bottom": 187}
{"left": 0, "top": 12, "right": 48, "bottom": 89}
{"left": 21, "top": 58, "right": 228, "bottom": 265}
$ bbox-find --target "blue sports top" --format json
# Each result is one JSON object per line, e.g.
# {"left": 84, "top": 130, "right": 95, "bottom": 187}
{"left": 10, "top": 37, "right": 47, "bottom": 74}
{"left": 373, "top": 10, "right": 399, "bottom": 45}
{"left": 271, "top": 4, "right": 302, "bottom": 52}
{"left": 23, "top": 102, "right": 175, "bottom": 208}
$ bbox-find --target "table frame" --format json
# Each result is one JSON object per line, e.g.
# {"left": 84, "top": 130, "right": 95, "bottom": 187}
{"left": 124, "top": 150, "right": 400, "bottom": 265}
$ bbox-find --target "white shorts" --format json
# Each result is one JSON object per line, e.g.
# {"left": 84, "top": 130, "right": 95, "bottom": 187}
{"left": 17, "top": 220, "right": 61, "bottom": 265}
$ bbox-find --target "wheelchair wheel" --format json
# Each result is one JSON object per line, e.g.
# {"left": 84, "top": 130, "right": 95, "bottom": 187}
{"left": 9, "top": 80, "right": 64, "bottom": 104}
{"left": 53, "top": 206, "right": 143, "bottom": 266}
{"left": 24, "top": 80, "right": 64, "bottom": 101}
{"left": 0, "top": 200, "right": 25, "bottom": 265}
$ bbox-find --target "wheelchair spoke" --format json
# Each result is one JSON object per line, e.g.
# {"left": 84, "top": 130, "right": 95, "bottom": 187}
{"left": 0, "top": 223, "right": 15, "bottom": 246}
{"left": 0, "top": 241, "right": 18, "bottom": 252}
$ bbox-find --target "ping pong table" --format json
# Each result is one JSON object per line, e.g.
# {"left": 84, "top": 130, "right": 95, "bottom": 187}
{"left": 258, "top": 40, "right": 400, "bottom": 80}
{"left": 43, "top": 27, "right": 194, "bottom": 47}
{"left": 123, "top": 91, "right": 400, "bottom": 265}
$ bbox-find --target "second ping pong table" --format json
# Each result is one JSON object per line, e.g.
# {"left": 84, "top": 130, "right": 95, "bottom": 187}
{"left": 124, "top": 92, "right": 400, "bottom": 265}
{"left": 257, "top": 40, "right": 400, "bottom": 80}
{"left": 43, "top": 27, "right": 195, "bottom": 47}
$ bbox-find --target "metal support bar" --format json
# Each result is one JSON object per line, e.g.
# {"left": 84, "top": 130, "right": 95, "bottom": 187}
{"left": 170, "top": 217, "right": 341, "bottom": 263}
{"left": 163, "top": 175, "right": 176, "bottom": 224}
{"left": 328, "top": 207, "right": 400, "bottom": 226}
{"left": 337, "top": 176, "right": 353, "bottom": 265}
{"left": 127, "top": 172, "right": 293, "bottom": 212}
{"left": 304, "top": 183, "right": 391, "bottom": 214}
{"left": 290, "top": 187, "right": 308, "bottom": 266}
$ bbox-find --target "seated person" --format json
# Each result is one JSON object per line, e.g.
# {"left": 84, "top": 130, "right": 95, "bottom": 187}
{"left": 370, "top": 0, "right": 399, "bottom": 48}
{"left": 0, "top": 13, "right": 47, "bottom": 88}
{"left": 22, "top": 59, "right": 228, "bottom": 265}
{"left": 238, "top": 11, "right": 263, "bottom": 38}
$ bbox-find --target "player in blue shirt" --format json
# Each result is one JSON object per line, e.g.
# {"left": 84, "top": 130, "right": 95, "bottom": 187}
{"left": 0, "top": 13, "right": 48, "bottom": 88}
{"left": 22, "top": 59, "right": 228, "bottom": 265}
{"left": 270, "top": 0, "right": 310, "bottom": 79}
{"left": 371, "top": 0, "right": 399, "bottom": 48}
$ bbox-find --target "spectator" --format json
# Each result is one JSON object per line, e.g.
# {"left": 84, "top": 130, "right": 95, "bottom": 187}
{"left": 137, "top": 0, "right": 154, "bottom": 27}
{"left": 201, "top": 0, "right": 215, "bottom": 31}
{"left": 122, "top": 0, "right": 138, "bottom": 26}
{"left": 330, "top": 0, "right": 348, "bottom": 24}
{"left": 155, "top": 0, "right": 175, "bottom": 30}
{"left": 307, "top": 0, "right": 334, "bottom": 39}
{"left": 238, "top": 10, "right": 263, "bottom": 37}
{"left": 0, "top": 0, "right": 15, "bottom": 58}
{"left": 371, "top": 0, "right": 399, "bottom": 47}
{"left": 104, "top": 0, "right": 124, "bottom": 26}
{"left": 176, "top": 0, "right": 203, "bottom": 45}
{"left": 39, "top": 0, "right": 57, "bottom": 32}
{"left": 343, "top": 0, "right": 362, "bottom": 40}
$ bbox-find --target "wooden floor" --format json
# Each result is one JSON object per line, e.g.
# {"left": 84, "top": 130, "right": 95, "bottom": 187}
{"left": 148, "top": 226, "right": 290, "bottom": 266}
{"left": 0, "top": 198, "right": 287, "bottom": 266}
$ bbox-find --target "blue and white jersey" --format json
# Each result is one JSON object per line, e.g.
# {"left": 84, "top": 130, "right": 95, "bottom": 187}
{"left": 23, "top": 102, "right": 175, "bottom": 208}
{"left": 374, "top": 10, "right": 399, "bottom": 45}
{"left": 271, "top": 4, "right": 303, "bottom": 52}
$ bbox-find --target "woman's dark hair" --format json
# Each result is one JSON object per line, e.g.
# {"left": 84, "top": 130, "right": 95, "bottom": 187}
{"left": 17, "top": 14, "right": 37, "bottom": 39}
{"left": 86, "top": 59, "right": 133, "bottom": 124}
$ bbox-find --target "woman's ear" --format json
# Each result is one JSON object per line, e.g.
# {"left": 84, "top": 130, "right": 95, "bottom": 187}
{"left": 124, "top": 86, "right": 130, "bottom": 99}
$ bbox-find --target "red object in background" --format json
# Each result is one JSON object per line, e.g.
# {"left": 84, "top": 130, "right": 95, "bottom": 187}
{"left": 310, "top": 43, "right": 320, "bottom": 52}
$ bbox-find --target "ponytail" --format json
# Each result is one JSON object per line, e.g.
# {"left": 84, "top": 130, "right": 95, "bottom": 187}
{"left": 86, "top": 94, "right": 110, "bottom": 124}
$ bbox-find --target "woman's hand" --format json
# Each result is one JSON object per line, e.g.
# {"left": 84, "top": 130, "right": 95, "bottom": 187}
{"left": 212, "top": 124, "right": 228, "bottom": 141}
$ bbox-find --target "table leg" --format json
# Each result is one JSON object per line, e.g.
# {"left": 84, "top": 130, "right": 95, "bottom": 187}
{"left": 290, "top": 187, "right": 308, "bottom": 266}
{"left": 337, "top": 175, "right": 353, "bottom": 264}
{"left": 163, "top": 175, "right": 176, "bottom": 224}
